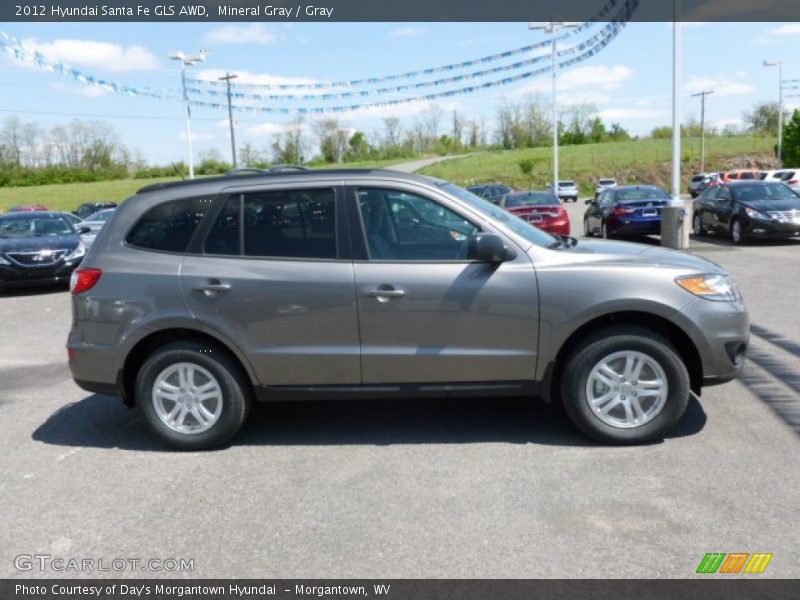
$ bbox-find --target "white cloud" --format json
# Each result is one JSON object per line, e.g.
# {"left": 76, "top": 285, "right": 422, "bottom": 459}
{"left": 51, "top": 83, "right": 109, "bottom": 98}
{"left": 387, "top": 26, "right": 426, "bottom": 39}
{"left": 683, "top": 75, "right": 757, "bottom": 98}
{"left": 244, "top": 122, "right": 290, "bottom": 137}
{"left": 20, "top": 37, "right": 159, "bottom": 72}
{"left": 192, "top": 68, "right": 319, "bottom": 88}
{"left": 599, "top": 108, "right": 668, "bottom": 120}
{"left": 769, "top": 24, "right": 800, "bottom": 36}
{"left": 178, "top": 131, "right": 215, "bottom": 142}
{"left": 515, "top": 65, "right": 634, "bottom": 96}
{"left": 561, "top": 92, "right": 613, "bottom": 107}
{"left": 205, "top": 24, "right": 280, "bottom": 46}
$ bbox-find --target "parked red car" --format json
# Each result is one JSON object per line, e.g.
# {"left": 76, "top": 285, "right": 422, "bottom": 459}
{"left": 6, "top": 204, "right": 49, "bottom": 213}
{"left": 497, "top": 191, "right": 570, "bottom": 236}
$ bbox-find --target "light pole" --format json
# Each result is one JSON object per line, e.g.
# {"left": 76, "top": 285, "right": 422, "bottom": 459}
{"left": 219, "top": 72, "right": 239, "bottom": 167}
{"left": 529, "top": 21, "right": 579, "bottom": 191}
{"left": 763, "top": 59, "right": 784, "bottom": 168}
{"left": 691, "top": 90, "right": 714, "bottom": 173}
{"left": 170, "top": 50, "right": 206, "bottom": 179}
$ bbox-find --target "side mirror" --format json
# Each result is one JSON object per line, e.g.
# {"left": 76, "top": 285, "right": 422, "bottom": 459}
{"left": 77, "top": 226, "right": 91, "bottom": 234}
{"left": 585, "top": 199, "right": 594, "bottom": 205}
{"left": 468, "top": 232, "right": 508, "bottom": 264}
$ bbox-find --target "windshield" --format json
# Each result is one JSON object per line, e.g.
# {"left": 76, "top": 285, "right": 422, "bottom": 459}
{"left": 733, "top": 183, "right": 800, "bottom": 202}
{"left": 439, "top": 183, "right": 559, "bottom": 248}
{"left": 86, "top": 209, "right": 114, "bottom": 223}
{"left": 615, "top": 187, "right": 670, "bottom": 202}
{"left": 0, "top": 215, "right": 74, "bottom": 237}
{"left": 505, "top": 193, "right": 559, "bottom": 207}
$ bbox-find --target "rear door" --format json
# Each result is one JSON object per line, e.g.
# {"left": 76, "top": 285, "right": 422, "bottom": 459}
{"left": 180, "top": 181, "right": 361, "bottom": 386}
{"left": 347, "top": 180, "right": 539, "bottom": 385}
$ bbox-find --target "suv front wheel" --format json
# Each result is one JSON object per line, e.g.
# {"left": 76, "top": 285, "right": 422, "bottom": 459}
{"left": 135, "top": 339, "right": 252, "bottom": 450}
{"left": 560, "top": 326, "right": 690, "bottom": 444}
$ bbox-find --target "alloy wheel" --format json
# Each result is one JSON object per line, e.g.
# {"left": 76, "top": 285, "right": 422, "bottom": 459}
{"left": 152, "top": 362, "right": 223, "bottom": 435}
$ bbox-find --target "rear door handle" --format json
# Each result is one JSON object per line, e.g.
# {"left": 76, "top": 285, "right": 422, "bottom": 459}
{"left": 193, "top": 280, "right": 231, "bottom": 296}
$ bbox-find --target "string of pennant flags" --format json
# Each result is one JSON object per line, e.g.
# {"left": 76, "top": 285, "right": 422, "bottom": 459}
{"left": 186, "top": 0, "right": 627, "bottom": 92}
{"left": 187, "top": 21, "right": 627, "bottom": 116}
{"left": 184, "top": 21, "right": 622, "bottom": 103}
{"left": 0, "top": 0, "right": 637, "bottom": 116}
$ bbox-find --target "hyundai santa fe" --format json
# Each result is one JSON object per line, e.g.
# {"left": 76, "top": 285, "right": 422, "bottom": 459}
{"left": 67, "top": 169, "right": 749, "bottom": 450}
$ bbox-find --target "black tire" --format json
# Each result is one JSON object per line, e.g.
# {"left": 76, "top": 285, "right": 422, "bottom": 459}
{"left": 692, "top": 212, "right": 706, "bottom": 237}
{"left": 135, "top": 339, "right": 252, "bottom": 450}
{"left": 559, "top": 325, "right": 690, "bottom": 444}
{"left": 730, "top": 218, "right": 746, "bottom": 245}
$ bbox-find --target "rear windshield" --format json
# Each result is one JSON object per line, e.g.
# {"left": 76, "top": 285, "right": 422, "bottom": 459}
{"left": 558, "top": 181, "right": 575, "bottom": 187}
{"left": 599, "top": 179, "right": 616, "bottom": 185}
{"left": 615, "top": 187, "right": 670, "bottom": 202}
{"left": 505, "top": 193, "right": 559, "bottom": 207}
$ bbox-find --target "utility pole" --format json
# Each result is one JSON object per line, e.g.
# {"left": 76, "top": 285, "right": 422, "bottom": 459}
{"left": 170, "top": 50, "right": 207, "bottom": 179}
{"left": 219, "top": 72, "right": 238, "bottom": 167}
{"left": 529, "top": 21, "right": 579, "bottom": 191}
{"left": 763, "top": 60, "right": 784, "bottom": 168}
{"left": 691, "top": 90, "right": 714, "bottom": 173}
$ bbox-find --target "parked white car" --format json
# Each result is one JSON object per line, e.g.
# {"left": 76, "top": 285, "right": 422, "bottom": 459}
{"left": 595, "top": 178, "right": 618, "bottom": 199}
{"left": 554, "top": 180, "right": 579, "bottom": 202}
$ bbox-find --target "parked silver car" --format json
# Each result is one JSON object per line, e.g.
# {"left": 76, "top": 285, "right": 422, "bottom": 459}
{"left": 67, "top": 169, "right": 749, "bottom": 449}
{"left": 77, "top": 208, "right": 116, "bottom": 248}
{"left": 555, "top": 180, "right": 579, "bottom": 202}
{"left": 595, "top": 178, "right": 618, "bottom": 199}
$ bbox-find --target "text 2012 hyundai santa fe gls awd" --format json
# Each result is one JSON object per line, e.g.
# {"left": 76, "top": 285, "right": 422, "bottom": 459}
{"left": 67, "top": 170, "right": 749, "bottom": 449}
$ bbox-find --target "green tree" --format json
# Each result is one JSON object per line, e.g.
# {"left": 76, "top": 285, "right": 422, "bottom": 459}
{"left": 782, "top": 109, "right": 800, "bottom": 166}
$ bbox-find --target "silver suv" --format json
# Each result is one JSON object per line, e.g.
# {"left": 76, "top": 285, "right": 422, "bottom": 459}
{"left": 67, "top": 170, "right": 749, "bottom": 449}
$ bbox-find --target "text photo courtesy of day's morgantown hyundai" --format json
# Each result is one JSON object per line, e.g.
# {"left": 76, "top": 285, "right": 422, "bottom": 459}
{"left": 0, "top": 1, "right": 798, "bottom": 598}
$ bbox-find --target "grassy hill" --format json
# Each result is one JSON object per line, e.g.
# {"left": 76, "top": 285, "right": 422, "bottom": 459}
{"left": 0, "top": 156, "right": 411, "bottom": 213}
{"left": 418, "top": 136, "right": 776, "bottom": 195}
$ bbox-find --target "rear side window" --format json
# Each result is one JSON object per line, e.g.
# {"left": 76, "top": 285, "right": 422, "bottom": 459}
{"left": 204, "top": 196, "right": 241, "bottom": 255}
{"left": 242, "top": 188, "right": 337, "bottom": 259}
{"left": 126, "top": 197, "right": 212, "bottom": 253}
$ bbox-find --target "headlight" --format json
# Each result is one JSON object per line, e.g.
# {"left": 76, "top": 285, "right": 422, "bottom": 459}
{"left": 64, "top": 242, "right": 86, "bottom": 262}
{"left": 744, "top": 206, "right": 771, "bottom": 220}
{"left": 676, "top": 274, "right": 742, "bottom": 302}
{"left": 0, "top": 255, "right": 10, "bottom": 266}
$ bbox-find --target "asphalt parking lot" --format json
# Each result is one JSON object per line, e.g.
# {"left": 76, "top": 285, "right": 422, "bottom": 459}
{"left": 1, "top": 199, "right": 798, "bottom": 579}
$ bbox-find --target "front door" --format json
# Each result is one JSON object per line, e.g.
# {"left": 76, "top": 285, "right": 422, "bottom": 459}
{"left": 349, "top": 185, "right": 540, "bottom": 384}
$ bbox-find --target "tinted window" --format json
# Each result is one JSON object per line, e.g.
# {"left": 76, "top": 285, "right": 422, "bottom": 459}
{"left": 505, "top": 193, "right": 558, "bottom": 207}
{"left": 739, "top": 172, "right": 755, "bottom": 180}
{"left": 127, "top": 197, "right": 212, "bottom": 253}
{"left": 733, "top": 183, "right": 800, "bottom": 202}
{"left": 243, "top": 188, "right": 336, "bottom": 259}
{"left": 358, "top": 188, "right": 477, "bottom": 261}
{"left": 717, "top": 187, "right": 733, "bottom": 202}
{"left": 204, "top": 196, "right": 241, "bottom": 255}
{"left": 615, "top": 187, "right": 670, "bottom": 202}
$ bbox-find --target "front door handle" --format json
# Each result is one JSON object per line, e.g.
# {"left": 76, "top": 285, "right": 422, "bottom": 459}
{"left": 193, "top": 280, "right": 231, "bottom": 296}
{"left": 366, "top": 286, "right": 405, "bottom": 303}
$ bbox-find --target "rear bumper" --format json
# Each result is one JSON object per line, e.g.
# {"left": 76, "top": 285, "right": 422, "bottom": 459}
{"left": 608, "top": 217, "right": 662, "bottom": 235}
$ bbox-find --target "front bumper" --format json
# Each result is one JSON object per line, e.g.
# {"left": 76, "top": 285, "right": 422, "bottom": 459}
{"left": 672, "top": 297, "right": 750, "bottom": 386}
{"left": 0, "top": 259, "right": 81, "bottom": 288}
{"left": 745, "top": 218, "right": 800, "bottom": 238}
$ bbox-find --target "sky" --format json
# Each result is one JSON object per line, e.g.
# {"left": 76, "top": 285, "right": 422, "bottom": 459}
{"left": 1, "top": 20, "right": 799, "bottom": 164}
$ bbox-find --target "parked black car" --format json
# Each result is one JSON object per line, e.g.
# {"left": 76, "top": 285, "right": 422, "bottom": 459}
{"left": 0, "top": 212, "right": 86, "bottom": 288}
{"left": 466, "top": 183, "right": 515, "bottom": 204}
{"left": 73, "top": 201, "right": 118, "bottom": 220}
{"left": 692, "top": 181, "right": 800, "bottom": 244}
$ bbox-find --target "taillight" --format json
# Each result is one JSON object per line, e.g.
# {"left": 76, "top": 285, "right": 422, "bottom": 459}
{"left": 788, "top": 179, "right": 798, "bottom": 185}
{"left": 70, "top": 267, "right": 102, "bottom": 295}
{"left": 613, "top": 206, "right": 634, "bottom": 216}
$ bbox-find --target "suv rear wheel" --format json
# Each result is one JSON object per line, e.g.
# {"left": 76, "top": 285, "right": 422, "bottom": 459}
{"left": 135, "top": 339, "right": 252, "bottom": 450}
{"left": 560, "top": 326, "right": 690, "bottom": 444}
